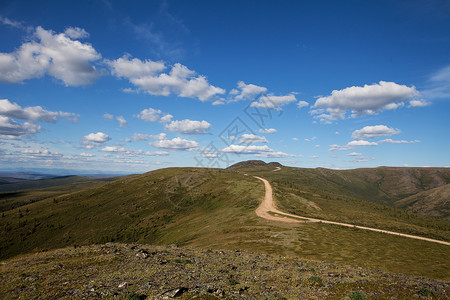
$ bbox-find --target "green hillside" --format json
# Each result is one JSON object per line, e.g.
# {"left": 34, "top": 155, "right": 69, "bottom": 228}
{"left": 1, "top": 165, "right": 449, "bottom": 280}
{"left": 0, "top": 175, "right": 125, "bottom": 212}
{"left": 0, "top": 175, "right": 124, "bottom": 193}
{"left": 395, "top": 183, "right": 450, "bottom": 220}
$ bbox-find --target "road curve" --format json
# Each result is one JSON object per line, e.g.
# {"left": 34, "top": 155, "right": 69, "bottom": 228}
{"left": 254, "top": 176, "right": 450, "bottom": 246}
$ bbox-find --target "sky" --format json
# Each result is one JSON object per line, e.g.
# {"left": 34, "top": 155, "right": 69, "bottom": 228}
{"left": 0, "top": 0, "right": 449, "bottom": 174}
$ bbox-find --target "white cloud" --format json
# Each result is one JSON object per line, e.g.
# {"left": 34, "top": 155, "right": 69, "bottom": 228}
{"left": 0, "top": 99, "right": 78, "bottom": 122}
{"left": 116, "top": 115, "right": 128, "bottom": 127}
{"left": 0, "top": 99, "right": 77, "bottom": 140}
{"left": 257, "top": 151, "right": 295, "bottom": 158}
{"left": 348, "top": 140, "right": 379, "bottom": 146}
{"left": 422, "top": 65, "right": 450, "bottom": 99}
{"left": 133, "top": 132, "right": 167, "bottom": 141}
{"left": 136, "top": 108, "right": 172, "bottom": 123}
{"left": 230, "top": 81, "right": 267, "bottom": 101}
{"left": 100, "top": 146, "right": 149, "bottom": 157}
{"left": 221, "top": 144, "right": 272, "bottom": 154}
{"left": 0, "top": 16, "right": 26, "bottom": 29}
{"left": 297, "top": 101, "right": 309, "bottom": 108}
{"left": 212, "top": 100, "right": 225, "bottom": 105}
{"left": 304, "top": 136, "right": 316, "bottom": 142}
{"left": 21, "top": 149, "right": 62, "bottom": 159}
{"left": 259, "top": 128, "right": 277, "bottom": 134}
{"left": 310, "top": 155, "right": 319, "bottom": 159}
{"left": 78, "top": 152, "right": 93, "bottom": 157}
{"left": 239, "top": 134, "right": 268, "bottom": 144}
{"left": 101, "top": 146, "right": 123, "bottom": 152}
{"left": 250, "top": 93, "right": 297, "bottom": 110}
{"left": 144, "top": 151, "right": 169, "bottom": 156}
{"left": 352, "top": 125, "right": 400, "bottom": 139}
{"left": 292, "top": 137, "right": 299, "bottom": 141}
{"left": 329, "top": 140, "right": 378, "bottom": 151}
{"left": 82, "top": 132, "right": 111, "bottom": 148}
{"left": 347, "top": 152, "right": 362, "bottom": 156}
{"left": 64, "top": 27, "right": 89, "bottom": 39}
{"left": 164, "top": 119, "right": 211, "bottom": 135}
{"left": 103, "top": 113, "right": 114, "bottom": 120}
{"left": 150, "top": 137, "right": 199, "bottom": 151}
{"left": 408, "top": 100, "right": 429, "bottom": 107}
{"left": 0, "top": 116, "right": 41, "bottom": 139}
{"left": 107, "top": 55, "right": 225, "bottom": 102}
{"left": 312, "top": 81, "right": 419, "bottom": 122}
{"left": 220, "top": 144, "right": 294, "bottom": 158}
{"left": 379, "top": 139, "right": 420, "bottom": 144}
{"left": 0, "top": 26, "right": 101, "bottom": 86}
{"left": 347, "top": 156, "right": 374, "bottom": 163}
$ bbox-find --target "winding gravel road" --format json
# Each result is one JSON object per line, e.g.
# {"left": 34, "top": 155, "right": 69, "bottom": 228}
{"left": 254, "top": 176, "right": 450, "bottom": 246}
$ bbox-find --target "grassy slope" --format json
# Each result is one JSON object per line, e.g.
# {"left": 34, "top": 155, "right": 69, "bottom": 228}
{"left": 395, "top": 184, "right": 450, "bottom": 220}
{"left": 0, "top": 176, "right": 125, "bottom": 212}
{"left": 0, "top": 166, "right": 449, "bottom": 280}
{"left": 0, "top": 175, "right": 124, "bottom": 192}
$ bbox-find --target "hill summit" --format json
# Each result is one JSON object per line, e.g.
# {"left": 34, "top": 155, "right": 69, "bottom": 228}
{"left": 226, "top": 160, "right": 282, "bottom": 170}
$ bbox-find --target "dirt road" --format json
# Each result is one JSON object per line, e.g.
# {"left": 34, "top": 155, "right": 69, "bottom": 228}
{"left": 254, "top": 176, "right": 450, "bottom": 246}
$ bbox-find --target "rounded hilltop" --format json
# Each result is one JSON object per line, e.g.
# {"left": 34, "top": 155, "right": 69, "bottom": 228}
{"left": 226, "top": 160, "right": 282, "bottom": 170}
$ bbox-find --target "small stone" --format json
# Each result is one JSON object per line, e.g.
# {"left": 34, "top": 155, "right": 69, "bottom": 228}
{"left": 136, "top": 252, "right": 149, "bottom": 259}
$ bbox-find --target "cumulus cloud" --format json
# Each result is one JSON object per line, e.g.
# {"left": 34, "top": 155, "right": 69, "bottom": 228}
{"left": 0, "top": 26, "right": 101, "bottom": 86}
{"left": 82, "top": 132, "right": 111, "bottom": 148}
{"left": 103, "top": 113, "right": 114, "bottom": 120}
{"left": 256, "top": 151, "right": 295, "bottom": 158}
{"left": 107, "top": 55, "right": 225, "bottom": 102}
{"left": 116, "top": 115, "right": 128, "bottom": 127}
{"left": 0, "top": 99, "right": 78, "bottom": 122}
{"left": 229, "top": 81, "right": 267, "bottom": 101}
{"left": 0, "top": 99, "right": 78, "bottom": 140}
{"left": 21, "top": 149, "right": 63, "bottom": 159}
{"left": 347, "top": 156, "right": 374, "bottom": 163}
{"left": 78, "top": 152, "right": 93, "bottom": 157}
{"left": 136, "top": 108, "right": 172, "bottom": 123}
{"left": 297, "top": 101, "right": 309, "bottom": 109}
{"left": 304, "top": 136, "right": 316, "bottom": 142}
{"left": 379, "top": 139, "right": 420, "bottom": 144}
{"left": 0, "top": 116, "right": 40, "bottom": 139}
{"left": 220, "top": 144, "right": 272, "bottom": 154}
{"left": 312, "top": 81, "right": 419, "bottom": 122}
{"left": 144, "top": 151, "right": 169, "bottom": 156}
{"left": 133, "top": 132, "right": 167, "bottom": 141}
{"left": 259, "top": 128, "right": 277, "bottom": 134}
{"left": 239, "top": 134, "right": 268, "bottom": 144}
{"left": 329, "top": 140, "right": 378, "bottom": 151}
{"left": 64, "top": 27, "right": 89, "bottom": 39}
{"left": 352, "top": 125, "right": 400, "bottom": 139}
{"left": 408, "top": 100, "right": 430, "bottom": 107}
{"left": 220, "top": 144, "right": 294, "bottom": 158}
{"left": 164, "top": 119, "right": 211, "bottom": 135}
{"left": 250, "top": 93, "right": 297, "bottom": 110}
{"left": 347, "top": 152, "right": 362, "bottom": 156}
{"left": 150, "top": 137, "right": 199, "bottom": 151}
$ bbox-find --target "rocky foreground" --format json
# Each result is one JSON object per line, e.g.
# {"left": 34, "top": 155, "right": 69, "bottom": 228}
{"left": 0, "top": 243, "right": 448, "bottom": 299}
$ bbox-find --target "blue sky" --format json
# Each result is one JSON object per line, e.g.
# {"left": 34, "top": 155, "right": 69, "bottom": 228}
{"left": 0, "top": 0, "right": 449, "bottom": 174}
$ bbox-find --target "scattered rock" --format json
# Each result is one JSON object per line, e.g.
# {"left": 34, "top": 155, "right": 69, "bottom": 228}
{"left": 158, "top": 287, "right": 188, "bottom": 298}
{"left": 136, "top": 249, "right": 149, "bottom": 259}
